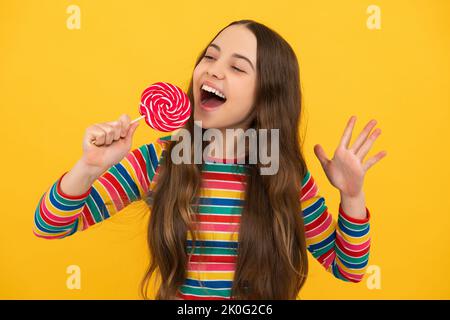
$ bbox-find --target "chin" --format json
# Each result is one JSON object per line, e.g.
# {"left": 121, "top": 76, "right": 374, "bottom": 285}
{"left": 192, "top": 114, "right": 208, "bottom": 128}
{"left": 195, "top": 120, "right": 214, "bottom": 129}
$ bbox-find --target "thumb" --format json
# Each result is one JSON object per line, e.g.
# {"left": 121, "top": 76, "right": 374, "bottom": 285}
{"left": 313, "top": 144, "right": 330, "bottom": 169}
{"left": 125, "top": 121, "right": 140, "bottom": 141}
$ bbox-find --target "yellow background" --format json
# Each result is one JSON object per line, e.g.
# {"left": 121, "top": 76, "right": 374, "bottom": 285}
{"left": 1, "top": 0, "right": 449, "bottom": 299}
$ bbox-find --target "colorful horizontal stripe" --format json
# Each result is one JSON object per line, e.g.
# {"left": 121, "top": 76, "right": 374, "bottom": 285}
{"left": 34, "top": 135, "right": 371, "bottom": 299}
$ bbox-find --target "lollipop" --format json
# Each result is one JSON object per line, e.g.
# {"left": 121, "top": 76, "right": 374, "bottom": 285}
{"left": 132, "top": 82, "right": 191, "bottom": 132}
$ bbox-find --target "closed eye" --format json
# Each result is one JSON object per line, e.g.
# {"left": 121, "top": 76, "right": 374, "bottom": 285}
{"left": 203, "top": 55, "right": 245, "bottom": 73}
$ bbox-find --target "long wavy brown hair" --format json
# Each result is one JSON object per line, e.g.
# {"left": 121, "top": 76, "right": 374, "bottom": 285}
{"left": 140, "top": 19, "right": 309, "bottom": 300}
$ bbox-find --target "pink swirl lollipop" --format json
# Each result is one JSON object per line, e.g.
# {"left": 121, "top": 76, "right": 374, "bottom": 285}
{"left": 132, "top": 82, "right": 191, "bottom": 132}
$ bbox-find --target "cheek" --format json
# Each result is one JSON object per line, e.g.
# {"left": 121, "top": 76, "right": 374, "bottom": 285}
{"left": 192, "top": 66, "right": 202, "bottom": 94}
{"left": 193, "top": 67, "right": 200, "bottom": 83}
{"left": 230, "top": 83, "right": 255, "bottom": 110}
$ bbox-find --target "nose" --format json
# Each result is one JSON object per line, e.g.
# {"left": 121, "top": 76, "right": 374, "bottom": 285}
{"left": 206, "top": 60, "right": 225, "bottom": 79}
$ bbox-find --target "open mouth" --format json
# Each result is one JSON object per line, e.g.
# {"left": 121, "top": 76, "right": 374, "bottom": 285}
{"left": 200, "top": 87, "right": 227, "bottom": 109}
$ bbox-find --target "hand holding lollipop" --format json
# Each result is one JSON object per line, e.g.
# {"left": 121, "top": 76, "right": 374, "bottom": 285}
{"left": 82, "top": 82, "right": 191, "bottom": 173}
{"left": 91, "top": 82, "right": 191, "bottom": 147}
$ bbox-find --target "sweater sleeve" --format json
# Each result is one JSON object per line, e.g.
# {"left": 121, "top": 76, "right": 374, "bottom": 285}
{"left": 33, "top": 136, "right": 171, "bottom": 239}
{"left": 300, "top": 170, "right": 371, "bottom": 283}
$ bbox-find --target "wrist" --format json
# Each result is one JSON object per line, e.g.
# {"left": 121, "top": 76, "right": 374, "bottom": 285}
{"left": 339, "top": 190, "right": 367, "bottom": 220}
{"left": 339, "top": 187, "right": 365, "bottom": 198}
{"left": 75, "top": 158, "right": 106, "bottom": 183}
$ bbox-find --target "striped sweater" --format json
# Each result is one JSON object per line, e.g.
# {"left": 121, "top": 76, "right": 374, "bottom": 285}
{"left": 33, "top": 135, "right": 371, "bottom": 299}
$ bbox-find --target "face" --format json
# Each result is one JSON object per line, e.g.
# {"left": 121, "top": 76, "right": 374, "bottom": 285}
{"left": 193, "top": 25, "right": 257, "bottom": 131}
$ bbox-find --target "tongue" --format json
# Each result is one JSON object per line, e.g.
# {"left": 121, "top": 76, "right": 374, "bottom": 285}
{"left": 202, "top": 96, "right": 225, "bottom": 108}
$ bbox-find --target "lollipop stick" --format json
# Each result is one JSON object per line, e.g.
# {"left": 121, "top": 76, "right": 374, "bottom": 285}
{"left": 131, "top": 115, "right": 145, "bottom": 124}
{"left": 91, "top": 115, "right": 145, "bottom": 145}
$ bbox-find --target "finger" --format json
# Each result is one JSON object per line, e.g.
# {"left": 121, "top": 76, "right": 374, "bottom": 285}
{"left": 339, "top": 116, "right": 357, "bottom": 149}
{"left": 105, "top": 121, "right": 122, "bottom": 141}
{"left": 125, "top": 121, "right": 140, "bottom": 141}
{"left": 97, "top": 123, "right": 115, "bottom": 145}
{"left": 313, "top": 144, "right": 330, "bottom": 169}
{"left": 362, "top": 150, "right": 387, "bottom": 172}
{"left": 349, "top": 119, "right": 378, "bottom": 154}
{"left": 356, "top": 128, "right": 382, "bottom": 161}
{"left": 118, "top": 114, "right": 131, "bottom": 138}
{"left": 87, "top": 125, "right": 107, "bottom": 146}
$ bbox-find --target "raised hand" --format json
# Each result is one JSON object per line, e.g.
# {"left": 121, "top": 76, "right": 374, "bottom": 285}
{"left": 313, "top": 116, "right": 387, "bottom": 198}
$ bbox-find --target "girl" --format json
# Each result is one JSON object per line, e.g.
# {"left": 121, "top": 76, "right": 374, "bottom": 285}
{"left": 33, "top": 20, "right": 386, "bottom": 300}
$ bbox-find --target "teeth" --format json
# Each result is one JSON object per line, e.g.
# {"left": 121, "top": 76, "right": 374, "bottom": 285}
{"left": 201, "top": 84, "right": 226, "bottom": 100}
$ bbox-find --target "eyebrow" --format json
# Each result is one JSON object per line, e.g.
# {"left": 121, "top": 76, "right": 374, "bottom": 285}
{"left": 208, "top": 43, "right": 255, "bottom": 71}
